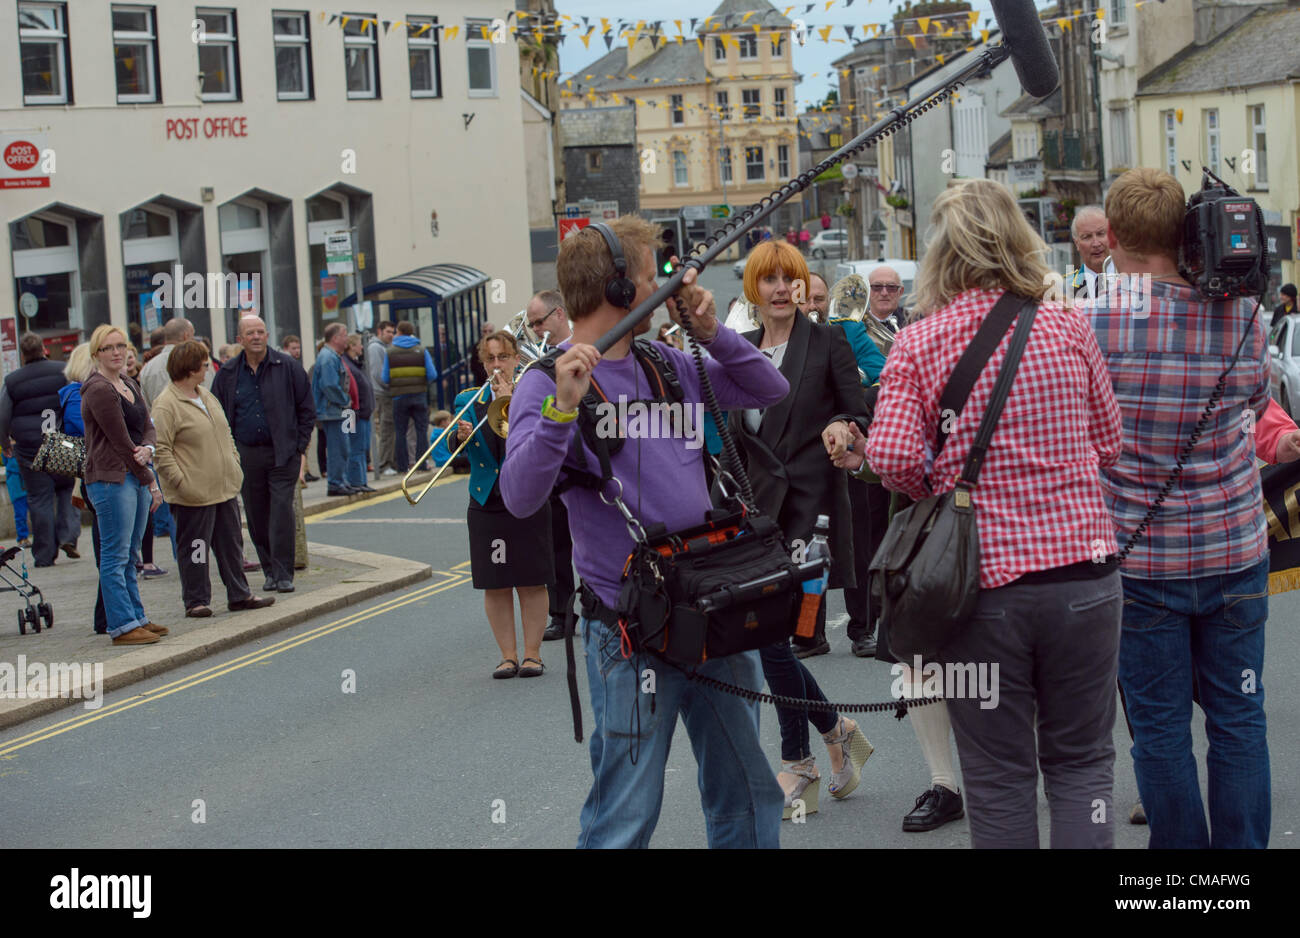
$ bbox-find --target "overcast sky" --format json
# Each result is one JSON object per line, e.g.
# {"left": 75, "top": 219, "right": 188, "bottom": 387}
{"left": 554, "top": 1, "right": 1061, "bottom": 110}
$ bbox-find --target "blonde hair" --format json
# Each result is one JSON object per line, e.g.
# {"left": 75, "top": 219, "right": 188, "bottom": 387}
{"left": 87, "top": 324, "right": 128, "bottom": 358}
{"left": 556, "top": 215, "right": 664, "bottom": 320}
{"left": 477, "top": 330, "right": 519, "bottom": 363}
{"left": 1104, "top": 167, "right": 1185, "bottom": 261}
{"left": 63, "top": 342, "right": 95, "bottom": 383}
{"left": 742, "top": 241, "right": 810, "bottom": 307}
{"left": 912, "top": 178, "right": 1052, "bottom": 317}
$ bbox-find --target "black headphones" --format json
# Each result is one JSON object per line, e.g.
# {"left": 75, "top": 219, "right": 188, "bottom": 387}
{"left": 588, "top": 222, "right": 637, "bottom": 310}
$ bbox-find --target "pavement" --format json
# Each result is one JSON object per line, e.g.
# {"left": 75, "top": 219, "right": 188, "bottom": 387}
{"left": 0, "top": 466, "right": 443, "bottom": 729}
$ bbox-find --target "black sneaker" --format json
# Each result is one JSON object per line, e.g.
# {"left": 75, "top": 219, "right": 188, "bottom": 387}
{"left": 851, "top": 634, "right": 877, "bottom": 658}
{"left": 902, "top": 785, "right": 964, "bottom": 832}
{"left": 543, "top": 620, "right": 566, "bottom": 641}
{"left": 792, "top": 638, "right": 830, "bottom": 659}
{"left": 303, "top": 473, "right": 320, "bottom": 482}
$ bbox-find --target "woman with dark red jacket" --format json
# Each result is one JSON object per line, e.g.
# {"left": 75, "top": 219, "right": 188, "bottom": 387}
{"left": 81, "top": 324, "right": 166, "bottom": 646}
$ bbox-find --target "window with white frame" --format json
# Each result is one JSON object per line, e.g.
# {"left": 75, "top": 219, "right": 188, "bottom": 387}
{"left": 719, "top": 146, "right": 732, "bottom": 184}
{"left": 407, "top": 15, "right": 440, "bottom": 97}
{"left": 745, "top": 146, "right": 763, "bottom": 182}
{"left": 716, "top": 90, "right": 731, "bottom": 121}
{"left": 1108, "top": 105, "right": 1130, "bottom": 168}
{"left": 272, "top": 10, "right": 311, "bottom": 100}
{"left": 673, "top": 151, "right": 688, "bottom": 186}
{"left": 1204, "top": 108, "right": 1219, "bottom": 174}
{"left": 1163, "top": 111, "right": 1176, "bottom": 175}
{"left": 112, "top": 6, "right": 159, "bottom": 103}
{"left": 742, "top": 88, "right": 760, "bottom": 121}
{"left": 1251, "top": 104, "right": 1268, "bottom": 187}
{"left": 197, "top": 8, "right": 239, "bottom": 101}
{"left": 738, "top": 34, "right": 757, "bottom": 59}
{"left": 774, "top": 87, "right": 786, "bottom": 118}
{"left": 18, "top": 2, "right": 70, "bottom": 105}
{"left": 343, "top": 13, "right": 378, "bottom": 98}
{"left": 777, "top": 144, "right": 790, "bottom": 178}
{"left": 467, "top": 18, "right": 497, "bottom": 97}
{"left": 713, "top": 37, "right": 726, "bottom": 62}
{"left": 1110, "top": 0, "right": 1126, "bottom": 27}
{"left": 670, "top": 93, "right": 683, "bottom": 125}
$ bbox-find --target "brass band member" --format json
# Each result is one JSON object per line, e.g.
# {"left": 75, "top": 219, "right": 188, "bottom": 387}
{"left": 456, "top": 331, "right": 554, "bottom": 678}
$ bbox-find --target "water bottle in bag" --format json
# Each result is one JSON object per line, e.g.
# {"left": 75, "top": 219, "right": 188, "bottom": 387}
{"left": 795, "top": 514, "right": 831, "bottom": 639}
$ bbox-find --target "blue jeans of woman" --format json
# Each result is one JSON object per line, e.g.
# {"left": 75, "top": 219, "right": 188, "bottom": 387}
{"left": 346, "top": 418, "right": 371, "bottom": 488}
{"left": 86, "top": 475, "right": 151, "bottom": 638}
{"left": 759, "top": 640, "right": 839, "bottom": 761}
{"left": 1118, "top": 557, "right": 1270, "bottom": 849}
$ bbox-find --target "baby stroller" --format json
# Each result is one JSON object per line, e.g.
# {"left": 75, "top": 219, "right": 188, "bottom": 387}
{"left": 1, "top": 545, "right": 54, "bottom": 634}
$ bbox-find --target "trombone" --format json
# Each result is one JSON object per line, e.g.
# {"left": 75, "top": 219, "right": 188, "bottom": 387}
{"left": 401, "top": 368, "right": 500, "bottom": 505}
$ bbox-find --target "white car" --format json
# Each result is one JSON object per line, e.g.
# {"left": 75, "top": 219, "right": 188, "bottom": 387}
{"left": 833, "top": 258, "right": 918, "bottom": 307}
{"left": 1270, "top": 313, "right": 1300, "bottom": 418}
{"left": 809, "top": 229, "right": 848, "bottom": 259}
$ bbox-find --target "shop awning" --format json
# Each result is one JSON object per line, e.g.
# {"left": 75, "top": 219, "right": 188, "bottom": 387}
{"left": 339, "top": 263, "right": 489, "bottom": 306}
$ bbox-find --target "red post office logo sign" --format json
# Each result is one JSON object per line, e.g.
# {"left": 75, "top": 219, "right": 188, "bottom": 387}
{"left": 1, "top": 133, "right": 50, "bottom": 189}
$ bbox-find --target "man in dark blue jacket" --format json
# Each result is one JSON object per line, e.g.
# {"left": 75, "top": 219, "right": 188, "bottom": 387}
{"left": 212, "top": 316, "right": 314, "bottom": 592}
{"left": 0, "top": 334, "right": 80, "bottom": 566}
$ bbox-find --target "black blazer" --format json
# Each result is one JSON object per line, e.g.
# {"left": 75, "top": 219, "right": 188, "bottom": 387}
{"left": 211, "top": 347, "right": 315, "bottom": 468}
{"left": 731, "top": 312, "right": 868, "bottom": 587}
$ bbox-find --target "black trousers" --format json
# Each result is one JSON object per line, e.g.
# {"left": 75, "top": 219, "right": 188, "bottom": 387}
{"left": 844, "top": 479, "right": 890, "bottom": 642}
{"left": 548, "top": 495, "right": 575, "bottom": 624}
{"left": 17, "top": 462, "right": 77, "bottom": 566}
{"left": 173, "top": 498, "right": 251, "bottom": 608}
{"left": 237, "top": 442, "right": 299, "bottom": 584}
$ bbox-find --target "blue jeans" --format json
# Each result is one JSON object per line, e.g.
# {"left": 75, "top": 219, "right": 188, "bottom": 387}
{"left": 1118, "top": 557, "right": 1270, "bottom": 849}
{"left": 759, "top": 640, "right": 839, "bottom": 761}
{"left": 346, "top": 418, "right": 371, "bottom": 488}
{"left": 576, "top": 616, "right": 783, "bottom": 848}
{"left": 86, "top": 476, "right": 151, "bottom": 638}
{"left": 323, "top": 419, "right": 350, "bottom": 488}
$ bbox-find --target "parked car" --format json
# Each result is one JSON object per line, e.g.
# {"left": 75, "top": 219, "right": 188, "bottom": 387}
{"left": 832, "top": 258, "right": 919, "bottom": 308}
{"left": 733, "top": 256, "right": 747, "bottom": 279}
{"left": 809, "top": 229, "right": 848, "bottom": 259}
{"left": 1270, "top": 313, "right": 1300, "bottom": 418}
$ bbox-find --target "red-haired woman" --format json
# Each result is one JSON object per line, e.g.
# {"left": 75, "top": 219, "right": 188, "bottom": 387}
{"left": 731, "top": 240, "right": 874, "bottom": 818}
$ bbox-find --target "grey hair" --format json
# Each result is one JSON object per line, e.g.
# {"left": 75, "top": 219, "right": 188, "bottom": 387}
{"left": 1070, "top": 204, "right": 1106, "bottom": 240}
{"left": 533, "top": 289, "right": 565, "bottom": 313}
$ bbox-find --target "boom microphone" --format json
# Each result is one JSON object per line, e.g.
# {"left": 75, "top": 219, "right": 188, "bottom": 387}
{"left": 990, "top": 0, "right": 1060, "bottom": 98}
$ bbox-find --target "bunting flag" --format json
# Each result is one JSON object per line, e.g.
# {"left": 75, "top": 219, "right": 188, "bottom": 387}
{"left": 1262, "top": 460, "right": 1300, "bottom": 593}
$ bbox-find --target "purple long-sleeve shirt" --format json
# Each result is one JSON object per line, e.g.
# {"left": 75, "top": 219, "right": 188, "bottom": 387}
{"left": 501, "top": 324, "right": 789, "bottom": 607}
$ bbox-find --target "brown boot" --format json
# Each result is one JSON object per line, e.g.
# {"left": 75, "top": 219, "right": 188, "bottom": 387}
{"left": 141, "top": 622, "right": 170, "bottom": 636}
{"left": 112, "top": 626, "right": 160, "bottom": 645}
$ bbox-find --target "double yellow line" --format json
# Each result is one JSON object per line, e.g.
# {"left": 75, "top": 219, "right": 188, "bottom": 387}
{"left": 0, "top": 566, "right": 472, "bottom": 757}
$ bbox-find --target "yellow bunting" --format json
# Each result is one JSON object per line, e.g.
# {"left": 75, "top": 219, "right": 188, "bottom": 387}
{"left": 937, "top": 54, "right": 944, "bottom": 64}
{"left": 1057, "top": 18, "right": 1070, "bottom": 31}
{"left": 905, "top": 34, "right": 918, "bottom": 47}
{"left": 446, "top": 24, "right": 458, "bottom": 40}
{"left": 340, "top": 15, "right": 350, "bottom": 27}
{"left": 818, "top": 25, "right": 833, "bottom": 42}
{"left": 580, "top": 28, "right": 593, "bottom": 48}
{"left": 918, "top": 16, "right": 931, "bottom": 33}
{"left": 742, "top": 10, "right": 755, "bottom": 22}
{"left": 980, "top": 28, "right": 989, "bottom": 43}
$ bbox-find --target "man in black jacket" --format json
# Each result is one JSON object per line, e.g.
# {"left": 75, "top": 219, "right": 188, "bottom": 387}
{"left": 0, "top": 334, "right": 80, "bottom": 566}
{"left": 211, "top": 316, "right": 314, "bottom": 593}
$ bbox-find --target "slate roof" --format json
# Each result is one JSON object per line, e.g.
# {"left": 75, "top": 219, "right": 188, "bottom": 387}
{"left": 1139, "top": 7, "right": 1300, "bottom": 95}
{"left": 568, "top": 43, "right": 711, "bottom": 95}
{"left": 703, "top": 0, "right": 792, "bottom": 30}
{"left": 1000, "top": 87, "right": 1062, "bottom": 119}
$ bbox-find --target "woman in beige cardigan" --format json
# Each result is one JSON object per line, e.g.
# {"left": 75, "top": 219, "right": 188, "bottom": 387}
{"left": 151, "top": 340, "right": 275, "bottom": 619}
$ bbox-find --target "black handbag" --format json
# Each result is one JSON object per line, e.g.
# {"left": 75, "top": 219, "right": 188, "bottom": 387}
{"left": 31, "top": 430, "right": 86, "bottom": 479}
{"left": 868, "top": 293, "right": 1037, "bottom": 661}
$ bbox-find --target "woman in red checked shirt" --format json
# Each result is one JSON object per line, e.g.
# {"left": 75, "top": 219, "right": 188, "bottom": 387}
{"left": 836, "top": 179, "right": 1125, "bottom": 849}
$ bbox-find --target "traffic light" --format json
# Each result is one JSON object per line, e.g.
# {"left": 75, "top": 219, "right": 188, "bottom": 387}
{"left": 658, "top": 227, "right": 677, "bottom": 275}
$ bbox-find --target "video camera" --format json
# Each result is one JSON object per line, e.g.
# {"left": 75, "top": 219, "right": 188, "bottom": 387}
{"left": 1178, "top": 167, "right": 1269, "bottom": 300}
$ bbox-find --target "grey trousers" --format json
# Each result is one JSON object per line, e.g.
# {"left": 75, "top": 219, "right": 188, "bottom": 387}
{"left": 372, "top": 394, "right": 395, "bottom": 473}
{"left": 939, "top": 570, "right": 1122, "bottom": 849}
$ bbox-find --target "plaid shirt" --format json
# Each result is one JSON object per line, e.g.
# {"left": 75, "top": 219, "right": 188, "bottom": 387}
{"left": 1085, "top": 278, "right": 1270, "bottom": 580}
{"left": 866, "top": 288, "right": 1123, "bottom": 589}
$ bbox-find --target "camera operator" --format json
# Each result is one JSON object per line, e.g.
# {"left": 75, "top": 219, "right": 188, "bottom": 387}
{"left": 1089, "top": 168, "right": 1272, "bottom": 849}
{"left": 500, "top": 216, "right": 789, "bottom": 848}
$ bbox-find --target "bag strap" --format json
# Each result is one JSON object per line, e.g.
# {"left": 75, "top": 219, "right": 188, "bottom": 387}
{"left": 934, "top": 293, "right": 1032, "bottom": 459}
{"left": 958, "top": 300, "right": 1038, "bottom": 488}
